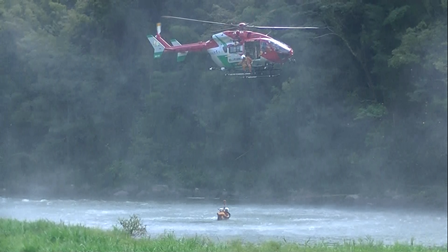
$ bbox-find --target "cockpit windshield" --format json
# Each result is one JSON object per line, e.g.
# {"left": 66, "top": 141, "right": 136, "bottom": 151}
{"left": 266, "top": 39, "right": 290, "bottom": 53}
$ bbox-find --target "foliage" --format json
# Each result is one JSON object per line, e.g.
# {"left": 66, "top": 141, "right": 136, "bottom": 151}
{"left": 0, "top": 0, "right": 446, "bottom": 203}
{"left": 1, "top": 218, "right": 446, "bottom": 252}
{"left": 117, "top": 214, "right": 147, "bottom": 236}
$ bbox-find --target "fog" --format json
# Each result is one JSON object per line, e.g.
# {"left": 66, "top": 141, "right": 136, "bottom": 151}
{"left": 0, "top": 0, "right": 446, "bottom": 212}
{"left": 1, "top": 198, "right": 447, "bottom": 246}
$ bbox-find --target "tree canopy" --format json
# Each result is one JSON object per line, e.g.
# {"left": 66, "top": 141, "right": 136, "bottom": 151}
{"left": 0, "top": 0, "right": 446, "bottom": 205}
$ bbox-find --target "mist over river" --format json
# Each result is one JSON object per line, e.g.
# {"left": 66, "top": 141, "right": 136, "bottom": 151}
{"left": 1, "top": 197, "right": 446, "bottom": 246}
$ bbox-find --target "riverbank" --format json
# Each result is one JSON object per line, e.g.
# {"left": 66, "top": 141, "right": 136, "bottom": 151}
{"left": 1, "top": 188, "right": 446, "bottom": 213}
{"left": 1, "top": 180, "right": 447, "bottom": 212}
{"left": 1, "top": 218, "right": 446, "bottom": 252}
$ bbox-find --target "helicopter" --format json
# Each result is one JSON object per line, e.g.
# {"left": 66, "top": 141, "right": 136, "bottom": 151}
{"left": 147, "top": 16, "right": 319, "bottom": 78}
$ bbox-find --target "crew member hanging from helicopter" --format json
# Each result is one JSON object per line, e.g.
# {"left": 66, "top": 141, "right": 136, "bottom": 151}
{"left": 240, "top": 53, "right": 252, "bottom": 73}
{"left": 234, "top": 31, "right": 242, "bottom": 44}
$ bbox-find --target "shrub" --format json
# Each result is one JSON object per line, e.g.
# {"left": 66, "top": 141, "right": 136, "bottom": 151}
{"left": 118, "top": 214, "right": 147, "bottom": 237}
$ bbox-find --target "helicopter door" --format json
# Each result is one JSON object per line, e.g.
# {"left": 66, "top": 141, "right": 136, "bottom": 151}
{"left": 244, "top": 41, "right": 260, "bottom": 59}
{"left": 227, "top": 44, "right": 243, "bottom": 63}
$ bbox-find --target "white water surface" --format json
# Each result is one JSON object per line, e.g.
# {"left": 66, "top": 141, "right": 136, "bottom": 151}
{"left": 1, "top": 197, "right": 446, "bottom": 246}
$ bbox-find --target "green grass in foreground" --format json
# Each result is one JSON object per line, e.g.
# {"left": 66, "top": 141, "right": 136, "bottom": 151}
{"left": 0, "top": 218, "right": 446, "bottom": 252}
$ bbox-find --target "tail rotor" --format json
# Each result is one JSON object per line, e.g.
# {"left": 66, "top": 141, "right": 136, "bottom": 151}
{"left": 147, "top": 22, "right": 169, "bottom": 58}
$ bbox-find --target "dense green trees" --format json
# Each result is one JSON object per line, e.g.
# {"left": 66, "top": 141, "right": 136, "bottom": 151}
{"left": 0, "top": 0, "right": 446, "bottom": 203}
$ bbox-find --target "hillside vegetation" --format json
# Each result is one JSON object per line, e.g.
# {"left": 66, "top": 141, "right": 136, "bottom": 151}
{"left": 0, "top": 0, "right": 446, "bottom": 206}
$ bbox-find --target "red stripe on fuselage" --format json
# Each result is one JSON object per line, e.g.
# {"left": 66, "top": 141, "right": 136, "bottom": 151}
{"left": 155, "top": 34, "right": 171, "bottom": 48}
{"left": 154, "top": 30, "right": 272, "bottom": 53}
{"left": 222, "top": 30, "right": 271, "bottom": 40}
{"left": 155, "top": 34, "right": 218, "bottom": 52}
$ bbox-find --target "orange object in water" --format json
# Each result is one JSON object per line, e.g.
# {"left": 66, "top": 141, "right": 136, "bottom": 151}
{"left": 218, "top": 212, "right": 230, "bottom": 220}
{"left": 217, "top": 211, "right": 230, "bottom": 220}
{"left": 217, "top": 200, "right": 230, "bottom": 220}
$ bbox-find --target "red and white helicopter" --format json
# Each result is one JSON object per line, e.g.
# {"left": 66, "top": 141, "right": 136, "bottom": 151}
{"left": 147, "top": 16, "right": 319, "bottom": 78}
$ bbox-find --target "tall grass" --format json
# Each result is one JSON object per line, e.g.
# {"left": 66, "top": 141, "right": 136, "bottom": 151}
{"left": 0, "top": 218, "right": 446, "bottom": 252}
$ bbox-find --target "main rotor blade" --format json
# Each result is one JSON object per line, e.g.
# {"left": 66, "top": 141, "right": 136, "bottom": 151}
{"left": 161, "top": 15, "right": 320, "bottom": 30}
{"left": 162, "top": 15, "right": 235, "bottom": 27}
{"left": 249, "top": 25, "right": 320, "bottom": 30}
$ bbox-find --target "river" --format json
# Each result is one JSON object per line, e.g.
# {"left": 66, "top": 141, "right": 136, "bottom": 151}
{"left": 1, "top": 197, "right": 446, "bottom": 246}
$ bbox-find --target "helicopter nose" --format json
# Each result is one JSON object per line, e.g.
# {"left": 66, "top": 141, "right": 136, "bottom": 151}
{"left": 289, "top": 49, "right": 294, "bottom": 56}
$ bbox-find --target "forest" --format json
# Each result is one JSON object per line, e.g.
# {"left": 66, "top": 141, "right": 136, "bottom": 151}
{"left": 0, "top": 0, "right": 446, "bottom": 208}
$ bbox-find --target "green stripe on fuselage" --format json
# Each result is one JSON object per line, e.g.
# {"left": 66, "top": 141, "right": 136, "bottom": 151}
{"left": 213, "top": 34, "right": 227, "bottom": 46}
{"left": 217, "top": 55, "right": 238, "bottom": 68}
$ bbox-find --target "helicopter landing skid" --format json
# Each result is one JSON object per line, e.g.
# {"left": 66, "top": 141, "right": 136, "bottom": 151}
{"left": 225, "top": 72, "right": 280, "bottom": 78}
{"left": 224, "top": 67, "right": 281, "bottom": 78}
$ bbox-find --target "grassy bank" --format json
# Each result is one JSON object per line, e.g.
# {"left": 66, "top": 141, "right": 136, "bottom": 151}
{"left": 0, "top": 218, "right": 446, "bottom": 252}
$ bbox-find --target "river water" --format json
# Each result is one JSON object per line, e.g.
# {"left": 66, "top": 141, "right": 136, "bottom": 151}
{"left": 1, "top": 197, "right": 446, "bottom": 246}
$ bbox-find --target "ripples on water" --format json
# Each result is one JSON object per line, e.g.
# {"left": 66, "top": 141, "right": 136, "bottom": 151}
{"left": 0, "top": 197, "right": 446, "bottom": 246}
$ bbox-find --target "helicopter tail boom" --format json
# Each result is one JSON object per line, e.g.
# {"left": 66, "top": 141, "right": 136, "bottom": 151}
{"left": 147, "top": 21, "right": 214, "bottom": 60}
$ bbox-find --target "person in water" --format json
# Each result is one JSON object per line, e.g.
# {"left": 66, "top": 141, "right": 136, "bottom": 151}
{"left": 217, "top": 200, "right": 231, "bottom": 219}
